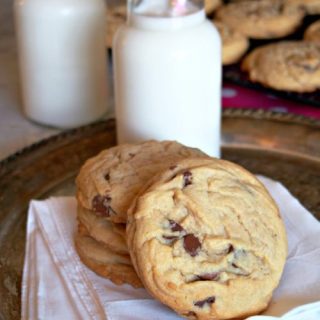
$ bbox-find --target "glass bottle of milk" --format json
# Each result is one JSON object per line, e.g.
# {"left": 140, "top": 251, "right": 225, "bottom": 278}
{"left": 14, "top": 0, "right": 109, "bottom": 128}
{"left": 113, "top": 0, "right": 221, "bottom": 157}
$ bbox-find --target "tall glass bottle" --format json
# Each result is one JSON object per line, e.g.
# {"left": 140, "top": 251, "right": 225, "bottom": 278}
{"left": 113, "top": 0, "right": 221, "bottom": 156}
{"left": 14, "top": 0, "right": 109, "bottom": 128}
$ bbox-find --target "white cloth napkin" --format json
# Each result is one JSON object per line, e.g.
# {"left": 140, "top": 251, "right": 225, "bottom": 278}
{"left": 21, "top": 176, "right": 320, "bottom": 320}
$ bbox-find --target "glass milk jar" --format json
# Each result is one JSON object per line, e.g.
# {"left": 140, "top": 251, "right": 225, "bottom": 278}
{"left": 14, "top": 0, "right": 109, "bottom": 128}
{"left": 113, "top": 0, "right": 221, "bottom": 156}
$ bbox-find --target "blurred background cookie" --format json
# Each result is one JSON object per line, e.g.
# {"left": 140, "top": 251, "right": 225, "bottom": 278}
{"left": 214, "top": 21, "right": 249, "bottom": 65}
{"left": 242, "top": 41, "right": 320, "bottom": 92}
{"left": 215, "top": 0, "right": 305, "bottom": 39}
{"left": 286, "top": 0, "right": 320, "bottom": 15}
{"left": 205, "top": 0, "right": 222, "bottom": 15}
{"left": 304, "top": 19, "right": 320, "bottom": 42}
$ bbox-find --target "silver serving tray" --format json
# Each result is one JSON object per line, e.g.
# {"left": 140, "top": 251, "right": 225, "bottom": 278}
{"left": 0, "top": 109, "right": 319, "bottom": 319}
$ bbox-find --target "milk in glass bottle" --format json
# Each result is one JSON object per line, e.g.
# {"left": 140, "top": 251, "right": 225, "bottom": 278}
{"left": 113, "top": 0, "right": 221, "bottom": 156}
{"left": 14, "top": 0, "right": 109, "bottom": 128}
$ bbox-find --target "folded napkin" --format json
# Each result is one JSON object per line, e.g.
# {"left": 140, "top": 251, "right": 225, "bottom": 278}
{"left": 21, "top": 176, "right": 320, "bottom": 320}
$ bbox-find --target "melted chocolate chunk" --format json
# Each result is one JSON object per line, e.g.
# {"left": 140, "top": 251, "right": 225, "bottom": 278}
{"left": 168, "top": 219, "right": 184, "bottom": 232}
{"left": 104, "top": 173, "right": 110, "bottom": 181}
{"left": 227, "top": 244, "right": 234, "bottom": 254}
{"left": 184, "top": 311, "right": 196, "bottom": 317}
{"left": 194, "top": 296, "right": 215, "bottom": 308}
{"left": 183, "top": 171, "right": 193, "bottom": 188}
{"left": 92, "top": 195, "right": 116, "bottom": 217}
{"left": 163, "top": 235, "right": 179, "bottom": 242}
{"left": 302, "top": 63, "right": 320, "bottom": 72}
{"left": 196, "top": 272, "right": 219, "bottom": 281}
{"left": 183, "top": 234, "right": 201, "bottom": 257}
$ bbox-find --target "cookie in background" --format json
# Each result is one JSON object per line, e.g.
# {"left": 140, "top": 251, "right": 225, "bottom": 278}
{"left": 286, "top": 0, "right": 320, "bottom": 15}
{"left": 304, "top": 19, "right": 320, "bottom": 42}
{"left": 215, "top": 0, "right": 305, "bottom": 39}
{"left": 205, "top": 0, "right": 222, "bottom": 14}
{"left": 213, "top": 20, "right": 249, "bottom": 65}
{"left": 242, "top": 41, "right": 320, "bottom": 92}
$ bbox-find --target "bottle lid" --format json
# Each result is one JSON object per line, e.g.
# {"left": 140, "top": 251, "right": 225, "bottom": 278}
{"left": 129, "top": 0, "right": 204, "bottom": 17}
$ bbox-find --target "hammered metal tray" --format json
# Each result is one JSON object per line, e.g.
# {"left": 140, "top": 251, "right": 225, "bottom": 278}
{"left": 0, "top": 109, "right": 320, "bottom": 320}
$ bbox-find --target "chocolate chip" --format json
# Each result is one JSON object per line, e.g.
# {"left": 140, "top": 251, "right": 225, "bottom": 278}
{"left": 278, "top": 3, "right": 284, "bottom": 13}
{"left": 92, "top": 195, "right": 116, "bottom": 217}
{"left": 302, "top": 63, "right": 319, "bottom": 72}
{"left": 183, "top": 171, "right": 192, "bottom": 188}
{"left": 196, "top": 272, "right": 219, "bottom": 281}
{"left": 227, "top": 244, "right": 234, "bottom": 254}
{"left": 183, "top": 234, "right": 201, "bottom": 257}
{"left": 194, "top": 296, "right": 215, "bottom": 308}
{"left": 163, "top": 235, "right": 179, "bottom": 242}
{"left": 104, "top": 173, "right": 110, "bottom": 181}
{"left": 169, "top": 165, "right": 177, "bottom": 170}
{"left": 184, "top": 311, "right": 196, "bottom": 317}
{"left": 232, "top": 263, "right": 239, "bottom": 269}
{"left": 168, "top": 219, "right": 184, "bottom": 232}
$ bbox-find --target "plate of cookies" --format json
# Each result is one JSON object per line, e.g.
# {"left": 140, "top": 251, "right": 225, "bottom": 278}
{"left": 72, "top": 148, "right": 289, "bottom": 319}
{"left": 1, "top": 110, "right": 320, "bottom": 319}
{"left": 215, "top": 0, "right": 320, "bottom": 106}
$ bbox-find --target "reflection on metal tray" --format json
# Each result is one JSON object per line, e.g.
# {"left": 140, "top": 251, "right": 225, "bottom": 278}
{"left": 223, "top": 15, "right": 320, "bottom": 107}
{"left": 0, "top": 109, "right": 320, "bottom": 319}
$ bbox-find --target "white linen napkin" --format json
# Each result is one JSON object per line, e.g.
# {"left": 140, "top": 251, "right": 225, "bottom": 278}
{"left": 21, "top": 176, "right": 320, "bottom": 320}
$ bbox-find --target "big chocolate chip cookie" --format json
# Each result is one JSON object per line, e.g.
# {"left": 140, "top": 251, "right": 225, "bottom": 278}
{"left": 76, "top": 141, "right": 207, "bottom": 223}
{"left": 127, "top": 158, "right": 287, "bottom": 320}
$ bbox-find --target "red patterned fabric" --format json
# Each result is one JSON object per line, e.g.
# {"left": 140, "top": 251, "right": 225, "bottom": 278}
{"left": 222, "top": 82, "right": 320, "bottom": 120}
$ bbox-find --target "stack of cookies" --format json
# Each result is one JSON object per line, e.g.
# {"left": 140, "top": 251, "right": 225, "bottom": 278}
{"left": 75, "top": 140, "right": 288, "bottom": 319}
{"left": 75, "top": 140, "right": 207, "bottom": 288}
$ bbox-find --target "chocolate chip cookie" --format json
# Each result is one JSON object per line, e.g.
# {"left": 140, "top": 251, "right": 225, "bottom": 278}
{"left": 127, "top": 158, "right": 287, "bottom": 319}
{"left": 242, "top": 41, "right": 320, "bottom": 92}
{"left": 78, "top": 205, "right": 128, "bottom": 254}
{"left": 287, "top": 0, "right": 320, "bottom": 15}
{"left": 76, "top": 141, "right": 207, "bottom": 223}
{"left": 205, "top": 0, "right": 222, "bottom": 15}
{"left": 304, "top": 20, "right": 320, "bottom": 42}
{"left": 213, "top": 21, "right": 249, "bottom": 65}
{"left": 75, "top": 230, "right": 142, "bottom": 288}
{"left": 215, "top": 0, "right": 304, "bottom": 39}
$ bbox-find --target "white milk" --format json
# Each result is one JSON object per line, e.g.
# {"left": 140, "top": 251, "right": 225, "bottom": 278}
{"left": 14, "top": 0, "right": 109, "bottom": 128}
{"left": 113, "top": 1, "right": 221, "bottom": 156}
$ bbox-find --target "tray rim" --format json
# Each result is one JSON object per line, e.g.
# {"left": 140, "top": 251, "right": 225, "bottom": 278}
{"left": 1, "top": 108, "right": 319, "bottom": 172}
{"left": 1, "top": 108, "right": 320, "bottom": 320}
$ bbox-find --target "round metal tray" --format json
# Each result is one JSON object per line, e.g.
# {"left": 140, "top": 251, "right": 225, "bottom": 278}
{"left": 0, "top": 109, "right": 319, "bottom": 319}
